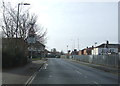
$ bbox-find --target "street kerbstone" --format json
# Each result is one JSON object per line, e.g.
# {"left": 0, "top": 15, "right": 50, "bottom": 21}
{"left": 2, "top": 60, "right": 45, "bottom": 84}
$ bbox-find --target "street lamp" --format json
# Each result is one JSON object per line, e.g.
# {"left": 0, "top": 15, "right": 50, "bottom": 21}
{"left": 67, "top": 45, "right": 68, "bottom": 54}
{"left": 16, "top": 3, "right": 30, "bottom": 38}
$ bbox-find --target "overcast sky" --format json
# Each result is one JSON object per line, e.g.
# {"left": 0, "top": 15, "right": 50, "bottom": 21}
{"left": 0, "top": 0, "right": 119, "bottom": 52}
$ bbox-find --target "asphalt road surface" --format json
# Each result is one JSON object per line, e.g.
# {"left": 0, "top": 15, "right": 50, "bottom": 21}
{"left": 30, "top": 58, "right": 118, "bottom": 84}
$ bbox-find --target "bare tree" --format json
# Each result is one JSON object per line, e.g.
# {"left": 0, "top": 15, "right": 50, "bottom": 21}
{"left": 27, "top": 14, "right": 47, "bottom": 44}
{"left": 35, "top": 25, "right": 47, "bottom": 44}
{"left": 1, "top": 2, "right": 28, "bottom": 38}
{"left": 1, "top": 2, "right": 47, "bottom": 44}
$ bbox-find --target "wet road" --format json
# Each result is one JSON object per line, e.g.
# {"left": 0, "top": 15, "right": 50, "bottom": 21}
{"left": 30, "top": 58, "right": 118, "bottom": 84}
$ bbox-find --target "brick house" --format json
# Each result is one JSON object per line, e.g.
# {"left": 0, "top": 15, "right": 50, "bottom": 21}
{"left": 27, "top": 41, "right": 45, "bottom": 58}
{"left": 78, "top": 46, "right": 93, "bottom": 55}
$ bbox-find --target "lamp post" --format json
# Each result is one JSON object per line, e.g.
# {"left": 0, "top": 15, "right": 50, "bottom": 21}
{"left": 16, "top": 3, "right": 30, "bottom": 38}
{"left": 67, "top": 45, "right": 68, "bottom": 54}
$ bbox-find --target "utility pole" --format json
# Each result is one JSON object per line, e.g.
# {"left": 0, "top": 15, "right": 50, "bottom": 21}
{"left": 16, "top": 3, "right": 30, "bottom": 38}
{"left": 70, "top": 39, "right": 74, "bottom": 51}
{"left": 78, "top": 38, "right": 79, "bottom": 51}
{"left": 74, "top": 39, "right": 75, "bottom": 50}
{"left": 67, "top": 45, "right": 68, "bottom": 53}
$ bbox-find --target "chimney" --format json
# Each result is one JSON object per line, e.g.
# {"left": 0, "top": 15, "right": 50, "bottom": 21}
{"left": 106, "top": 40, "right": 109, "bottom": 44}
{"left": 106, "top": 40, "right": 109, "bottom": 48}
{"left": 92, "top": 46, "right": 94, "bottom": 49}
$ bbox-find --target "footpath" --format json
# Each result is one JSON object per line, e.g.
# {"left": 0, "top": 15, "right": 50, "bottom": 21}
{"left": 2, "top": 59, "right": 46, "bottom": 85}
{"left": 66, "top": 58, "right": 118, "bottom": 75}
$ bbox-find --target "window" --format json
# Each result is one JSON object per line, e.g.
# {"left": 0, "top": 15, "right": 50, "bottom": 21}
{"left": 110, "top": 49, "right": 114, "bottom": 52}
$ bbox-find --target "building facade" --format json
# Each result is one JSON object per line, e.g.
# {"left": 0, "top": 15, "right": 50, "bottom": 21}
{"left": 28, "top": 41, "right": 45, "bottom": 58}
{"left": 92, "top": 43, "right": 119, "bottom": 55}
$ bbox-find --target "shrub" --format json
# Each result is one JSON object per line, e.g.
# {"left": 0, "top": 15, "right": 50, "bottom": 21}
{"left": 2, "top": 38, "right": 28, "bottom": 68}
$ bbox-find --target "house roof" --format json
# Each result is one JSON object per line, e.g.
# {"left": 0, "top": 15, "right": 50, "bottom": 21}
{"left": 80, "top": 47, "right": 93, "bottom": 51}
{"left": 44, "top": 49, "right": 50, "bottom": 53}
{"left": 96, "top": 44, "right": 119, "bottom": 48}
{"left": 35, "top": 41, "right": 45, "bottom": 47}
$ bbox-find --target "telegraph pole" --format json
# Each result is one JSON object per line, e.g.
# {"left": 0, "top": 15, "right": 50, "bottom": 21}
{"left": 66, "top": 45, "right": 68, "bottom": 58}
{"left": 78, "top": 38, "right": 79, "bottom": 51}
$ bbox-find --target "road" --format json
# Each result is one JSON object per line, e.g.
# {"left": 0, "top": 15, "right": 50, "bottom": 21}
{"left": 29, "top": 58, "right": 118, "bottom": 84}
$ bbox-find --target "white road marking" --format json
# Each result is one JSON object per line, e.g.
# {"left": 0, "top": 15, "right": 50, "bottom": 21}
{"left": 93, "top": 81, "right": 99, "bottom": 84}
{"left": 43, "top": 63, "right": 48, "bottom": 69}
{"left": 75, "top": 70, "right": 82, "bottom": 75}
{"left": 28, "top": 73, "right": 37, "bottom": 84}
{"left": 25, "top": 75, "right": 34, "bottom": 85}
{"left": 25, "top": 63, "right": 45, "bottom": 86}
{"left": 25, "top": 69, "right": 39, "bottom": 86}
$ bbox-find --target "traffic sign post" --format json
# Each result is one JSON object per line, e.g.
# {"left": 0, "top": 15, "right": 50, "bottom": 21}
{"left": 27, "top": 23, "right": 36, "bottom": 59}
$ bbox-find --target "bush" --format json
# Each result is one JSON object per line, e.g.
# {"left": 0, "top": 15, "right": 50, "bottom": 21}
{"left": 2, "top": 38, "right": 28, "bottom": 68}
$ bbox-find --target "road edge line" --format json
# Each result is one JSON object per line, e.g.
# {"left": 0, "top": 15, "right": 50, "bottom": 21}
{"left": 25, "top": 63, "right": 45, "bottom": 86}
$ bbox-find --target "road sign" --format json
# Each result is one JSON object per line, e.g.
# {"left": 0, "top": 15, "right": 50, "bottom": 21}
{"left": 27, "top": 37, "right": 36, "bottom": 43}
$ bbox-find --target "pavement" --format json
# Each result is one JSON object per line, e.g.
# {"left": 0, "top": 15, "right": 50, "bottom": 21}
{"left": 29, "top": 58, "right": 118, "bottom": 84}
{"left": 2, "top": 58, "right": 119, "bottom": 85}
{"left": 2, "top": 59, "right": 46, "bottom": 85}
{"left": 66, "top": 58, "right": 118, "bottom": 75}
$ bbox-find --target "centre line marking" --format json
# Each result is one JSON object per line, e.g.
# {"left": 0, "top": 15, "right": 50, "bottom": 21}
{"left": 93, "top": 81, "right": 99, "bottom": 84}
{"left": 75, "top": 70, "right": 82, "bottom": 75}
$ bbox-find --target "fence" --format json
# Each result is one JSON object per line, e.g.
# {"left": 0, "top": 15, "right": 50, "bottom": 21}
{"left": 61, "top": 54, "right": 119, "bottom": 68}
